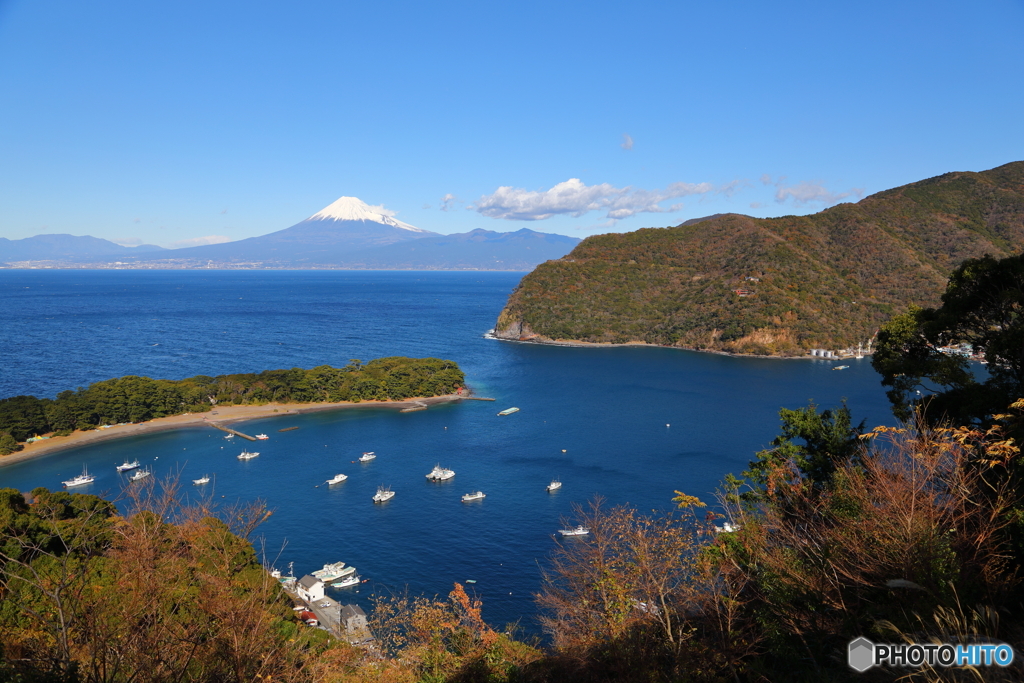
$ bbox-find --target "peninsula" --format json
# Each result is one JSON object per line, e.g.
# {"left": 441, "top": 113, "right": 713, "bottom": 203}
{"left": 0, "top": 394, "right": 464, "bottom": 467}
{"left": 0, "top": 357, "right": 465, "bottom": 462}
{"left": 494, "top": 161, "right": 1024, "bottom": 356}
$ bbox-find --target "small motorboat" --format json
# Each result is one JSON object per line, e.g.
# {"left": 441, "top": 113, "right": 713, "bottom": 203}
{"left": 255, "top": 433, "right": 269, "bottom": 440}
{"left": 359, "top": 452, "right": 376, "bottom": 462}
{"left": 237, "top": 450, "right": 259, "bottom": 460}
{"left": 325, "top": 473, "right": 348, "bottom": 485}
{"left": 497, "top": 407, "right": 520, "bottom": 416}
{"left": 116, "top": 460, "right": 141, "bottom": 472}
{"left": 332, "top": 574, "right": 360, "bottom": 588}
{"left": 547, "top": 479, "right": 562, "bottom": 492}
{"left": 372, "top": 485, "right": 394, "bottom": 503}
{"left": 193, "top": 475, "right": 211, "bottom": 485}
{"left": 462, "top": 491, "right": 486, "bottom": 502}
{"left": 833, "top": 365, "right": 850, "bottom": 371}
{"left": 558, "top": 525, "right": 590, "bottom": 537}
{"left": 224, "top": 434, "right": 234, "bottom": 439}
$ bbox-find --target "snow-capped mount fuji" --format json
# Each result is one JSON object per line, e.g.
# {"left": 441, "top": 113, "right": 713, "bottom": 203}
{"left": 308, "top": 197, "right": 429, "bottom": 233}
{"left": 130, "top": 196, "right": 440, "bottom": 265}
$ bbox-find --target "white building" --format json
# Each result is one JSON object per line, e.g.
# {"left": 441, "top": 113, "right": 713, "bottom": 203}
{"left": 296, "top": 575, "right": 325, "bottom": 603}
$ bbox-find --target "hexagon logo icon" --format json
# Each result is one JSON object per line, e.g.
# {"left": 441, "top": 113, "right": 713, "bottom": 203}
{"left": 848, "top": 637, "right": 875, "bottom": 672}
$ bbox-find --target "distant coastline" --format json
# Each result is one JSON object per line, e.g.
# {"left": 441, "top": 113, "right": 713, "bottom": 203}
{"left": 484, "top": 330, "right": 869, "bottom": 360}
{"left": 0, "top": 394, "right": 462, "bottom": 469}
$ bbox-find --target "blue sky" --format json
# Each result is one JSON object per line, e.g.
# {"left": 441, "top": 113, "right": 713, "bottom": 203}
{"left": 1, "top": 0, "right": 1022, "bottom": 248}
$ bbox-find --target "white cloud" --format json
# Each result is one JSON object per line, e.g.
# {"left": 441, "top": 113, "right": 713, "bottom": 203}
{"left": 365, "top": 203, "right": 397, "bottom": 217}
{"left": 774, "top": 181, "right": 864, "bottom": 206}
{"left": 167, "top": 235, "right": 232, "bottom": 249}
{"left": 716, "top": 179, "right": 750, "bottom": 198}
{"left": 621, "top": 133, "right": 634, "bottom": 150}
{"left": 439, "top": 193, "right": 459, "bottom": 211}
{"left": 473, "top": 178, "right": 714, "bottom": 222}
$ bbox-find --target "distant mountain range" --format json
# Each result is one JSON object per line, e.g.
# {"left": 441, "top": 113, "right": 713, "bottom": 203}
{"left": 0, "top": 197, "right": 580, "bottom": 271}
{"left": 495, "top": 161, "right": 1024, "bottom": 355}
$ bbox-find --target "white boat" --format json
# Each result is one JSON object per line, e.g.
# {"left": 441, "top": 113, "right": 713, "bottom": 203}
{"left": 462, "top": 491, "right": 486, "bottom": 502}
{"left": 833, "top": 365, "right": 850, "bottom": 371}
{"left": 359, "top": 451, "right": 376, "bottom": 462}
{"left": 497, "top": 407, "right": 520, "bottom": 416}
{"left": 325, "top": 473, "right": 348, "bottom": 485}
{"left": 372, "top": 485, "right": 395, "bottom": 503}
{"left": 558, "top": 525, "right": 590, "bottom": 537}
{"left": 116, "top": 460, "right": 141, "bottom": 472}
{"left": 332, "top": 574, "right": 360, "bottom": 588}
{"left": 426, "top": 464, "right": 455, "bottom": 481}
{"left": 237, "top": 450, "right": 259, "bottom": 460}
{"left": 193, "top": 475, "right": 211, "bottom": 485}
{"left": 547, "top": 479, "right": 562, "bottom": 492}
{"left": 62, "top": 467, "right": 94, "bottom": 488}
{"left": 224, "top": 433, "right": 234, "bottom": 439}
{"left": 255, "top": 433, "right": 269, "bottom": 440}
{"left": 312, "top": 562, "right": 353, "bottom": 582}
{"left": 129, "top": 468, "right": 151, "bottom": 482}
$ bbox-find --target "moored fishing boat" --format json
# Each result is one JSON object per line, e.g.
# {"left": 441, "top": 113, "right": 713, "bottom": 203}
{"left": 129, "top": 468, "right": 151, "bottom": 482}
{"left": 497, "top": 407, "right": 519, "bottom": 416}
{"left": 359, "top": 451, "right": 376, "bottom": 462}
{"left": 426, "top": 464, "right": 455, "bottom": 481}
{"left": 325, "top": 473, "right": 348, "bottom": 485}
{"left": 62, "top": 467, "right": 94, "bottom": 488}
{"left": 237, "top": 450, "right": 259, "bottom": 460}
{"left": 558, "top": 525, "right": 589, "bottom": 537}
{"left": 462, "top": 491, "right": 486, "bottom": 502}
{"left": 193, "top": 474, "right": 211, "bottom": 485}
{"left": 116, "top": 460, "right": 141, "bottom": 472}
{"left": 372, "top": 485, "right": 395, "bottom": 503}
{"left": 547, "top": 479, "right": 562, "bottom": 491}
{"left": 255, "top": 433, "right": 269, "bottom": 440}
{"left": 312, "top": 562, "right": 353, "bottom": 582}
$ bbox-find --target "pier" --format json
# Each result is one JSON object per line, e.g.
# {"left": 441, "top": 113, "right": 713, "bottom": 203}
{"left": 205, "top": 422, "right": 257, "bottom": 441}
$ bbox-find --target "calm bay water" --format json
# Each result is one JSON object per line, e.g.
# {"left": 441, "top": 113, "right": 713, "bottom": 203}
{"left": 0, "top": 270, "right": 896, "bottom": 631}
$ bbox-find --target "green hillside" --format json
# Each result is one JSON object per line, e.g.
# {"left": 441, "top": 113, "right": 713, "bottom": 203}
{"left": 495, "top": 161, "right": 1024, "bottom": 355}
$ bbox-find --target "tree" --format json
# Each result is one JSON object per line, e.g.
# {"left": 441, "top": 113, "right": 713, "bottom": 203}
{"left": 744, "top": 401, "right": 865, "bottom": 493}
{"left": 872, "top": 253, "right": 1024, "bottom": 425}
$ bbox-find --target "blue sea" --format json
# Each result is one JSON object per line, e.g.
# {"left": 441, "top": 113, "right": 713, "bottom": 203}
{"left": 0, "top": 270, "right": 897, "bottom": 632}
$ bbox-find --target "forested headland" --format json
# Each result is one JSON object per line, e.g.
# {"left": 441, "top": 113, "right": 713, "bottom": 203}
{"left": 0, "top": 357, "right": 464, "bottom": 455}
{"left": 496, "top": 160, "right": 1024, "bottom": 355}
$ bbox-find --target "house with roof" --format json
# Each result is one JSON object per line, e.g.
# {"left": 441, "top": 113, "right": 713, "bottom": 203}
{"left": 296, "top": 575, "right": 325, "bottom": 603}
{"left": 341, "top": 604, "right": 368, "bottom": 633}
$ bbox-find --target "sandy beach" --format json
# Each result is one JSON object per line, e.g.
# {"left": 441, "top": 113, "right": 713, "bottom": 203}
{"left": 0, "top": 394, "right": 463, "bottom": 469}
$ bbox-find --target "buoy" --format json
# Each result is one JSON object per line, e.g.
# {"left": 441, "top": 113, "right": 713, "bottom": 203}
{"left": 562, "top": 449, "right": 566, "bottom": 453}
{"left": 666, "top": 423, "right": 670, "bottom": 427}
